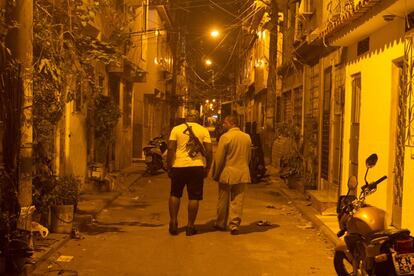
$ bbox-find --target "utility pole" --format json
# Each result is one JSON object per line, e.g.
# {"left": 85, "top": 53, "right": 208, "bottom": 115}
{"left": 170, "top": 29, "right": 180, "bottom": 127}
{"left": 7, "top": 0, "right": 33, "bottom": 207}
{"left": 170, "top": 0, "right": 184, "bottom": 128}
{"left": 264, "top": 0, "right": 279, "bottom": 161}
{"left": 266, "top": 0, "right": 278, "bottom": 130}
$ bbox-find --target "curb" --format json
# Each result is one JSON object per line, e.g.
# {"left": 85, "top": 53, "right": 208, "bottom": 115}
{"left": 269, "top": 173, "right": 340, "bottom": 247}
{"left": 283, "top": 193, "right": 340, "bottom": 246}
{"left": 29, "top": 234, "right": 71, "bottom": 272}
{"left": 74, "top": 171, "right": 144, "bottom": 228}
{"left": 74, "top": 191, "right": 121, "bottom": 228}
{"left": 30, "top": 170, "right": 144, "bottom": 271}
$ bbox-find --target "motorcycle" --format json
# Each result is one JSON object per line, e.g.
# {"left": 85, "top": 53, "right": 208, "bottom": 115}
{"left": 334, "top": 153, "right": 414, "bottom": 276}
{"left": 143, "top": 135, "right": 167, "bottom": 175}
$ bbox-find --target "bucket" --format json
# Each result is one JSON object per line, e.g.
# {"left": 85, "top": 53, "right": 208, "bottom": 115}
{"left": 50, "top": 205, "right": 74, "bottom": 234}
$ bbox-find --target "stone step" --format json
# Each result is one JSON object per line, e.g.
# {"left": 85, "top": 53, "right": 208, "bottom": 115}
{"left": 306, "top": 190, "right": 338, "bottom": 214}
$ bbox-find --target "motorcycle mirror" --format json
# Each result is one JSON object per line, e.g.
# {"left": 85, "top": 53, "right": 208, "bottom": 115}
{"left": 365, "top": 154, "right": 378, "bottom": 168}
{"left": 347, "top": 176, "right": 358, "bottom": 191}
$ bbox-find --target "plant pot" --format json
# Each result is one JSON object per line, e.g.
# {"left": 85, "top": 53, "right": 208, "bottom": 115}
{"left": 50, "top": 205, "right": 74, "bottom": 234}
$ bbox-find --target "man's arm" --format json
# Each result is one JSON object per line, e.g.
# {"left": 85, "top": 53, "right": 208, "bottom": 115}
{"left": 203, "top": 142, "right": 213, "bottom": 177}
{"left": 166, "top": 140, "right": 177, "bottom": 170}
{"left": 212, "top": 135, "right": 228, "bottom": 181}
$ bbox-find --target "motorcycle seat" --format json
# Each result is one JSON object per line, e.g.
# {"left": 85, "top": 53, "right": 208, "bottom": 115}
{"left": 367, "top": 229, "right": 411, "bottom": 241}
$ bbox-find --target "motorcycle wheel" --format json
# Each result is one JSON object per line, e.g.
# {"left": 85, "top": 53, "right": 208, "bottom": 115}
{"left": 334, "top": 251, "right": 354, "bottom": 276}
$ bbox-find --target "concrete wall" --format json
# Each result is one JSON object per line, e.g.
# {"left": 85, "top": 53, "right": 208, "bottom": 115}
{"left": 341, "top": 18, "right": 409, "bottom": 228}
{"left": 115, "top": 81, "right": 133, "bottom": 170}
{"left": 131, "top": 7, "right": 172, "bottom": 158}
{"left": 63, "top": 102, "right": 88, "bottom": 184}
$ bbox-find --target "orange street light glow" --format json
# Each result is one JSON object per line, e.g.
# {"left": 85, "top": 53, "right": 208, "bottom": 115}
{"left": 210, "top": 30, "right": 219, "bottom": 38}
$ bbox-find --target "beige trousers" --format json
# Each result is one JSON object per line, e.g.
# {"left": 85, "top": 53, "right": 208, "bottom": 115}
{"left": 216, "top": 182, "right": 247, "bottom": 230}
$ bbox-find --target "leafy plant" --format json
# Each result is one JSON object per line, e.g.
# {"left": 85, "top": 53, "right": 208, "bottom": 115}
{"left": 280, "top": 148, "right": 304, "bottom": 178}
{"left": 33, "top": 175, "right": 79, "bottom": 215}
{"left": 90, "top": 94, "right": 120, "bottom": 142}
{"left": 33, "top": 0, "right": 125, "bottom": 176}
{"left": 277, "top": 117, "right": 319, "bottom": 188}
{"left": 276, "top": 121, "right": 304, "bottom": 179}
{"left": 52, "top": 176, "right": 80, "bottom": 206}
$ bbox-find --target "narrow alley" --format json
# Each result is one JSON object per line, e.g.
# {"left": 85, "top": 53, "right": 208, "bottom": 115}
{"left": 32, "top": 170, "right": 335, "bottom": 276}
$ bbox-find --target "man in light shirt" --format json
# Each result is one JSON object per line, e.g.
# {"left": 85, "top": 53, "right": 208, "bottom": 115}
{"left": 166, "top": 110, "right": 212, "bottom": 236}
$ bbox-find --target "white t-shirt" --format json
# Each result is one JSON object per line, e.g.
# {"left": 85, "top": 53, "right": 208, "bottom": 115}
{"left": 169, "top": 122, "right": 211, "bottom": 168}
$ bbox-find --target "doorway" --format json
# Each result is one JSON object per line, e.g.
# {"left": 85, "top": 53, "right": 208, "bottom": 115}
{"left": 349, "top": 74, "right": 361, "bottom": 179}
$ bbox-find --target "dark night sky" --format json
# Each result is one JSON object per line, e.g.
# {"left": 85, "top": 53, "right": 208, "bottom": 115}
{"left": 181, "top": 0, "right": 251, "bottom": 101}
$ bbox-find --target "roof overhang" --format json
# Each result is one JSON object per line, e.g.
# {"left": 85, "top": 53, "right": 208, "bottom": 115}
{"left": 324, "top": 0, "right": 414, "bottom": 46}
{"left": 294, "top": 40, "right": 340, "bottom": 65}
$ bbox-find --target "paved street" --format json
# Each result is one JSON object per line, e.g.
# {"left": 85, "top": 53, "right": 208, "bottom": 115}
{"left": 33, "top": 172, "right": 336, "bottom": 276}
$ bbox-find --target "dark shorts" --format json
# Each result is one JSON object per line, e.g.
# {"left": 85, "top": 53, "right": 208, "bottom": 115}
{"left": 170, "top": 167, "right": 204, "bottom": 200}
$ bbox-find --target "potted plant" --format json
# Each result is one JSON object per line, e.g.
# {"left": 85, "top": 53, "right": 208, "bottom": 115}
{"left": 49, "top": 176, "right": 80, "bottom": 234}
{"left": 275, "top": 122, "right": 304, "bottom": 189}
{"left": 87, "top": 94, "right": 120, "bottom": 173}
{"left": 279, "top": 149, "right": 304, "bottom": 189}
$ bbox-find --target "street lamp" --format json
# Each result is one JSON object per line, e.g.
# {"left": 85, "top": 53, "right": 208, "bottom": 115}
{"left": 202, "top": 59, "right": 216, "bottom": 125}
{"left": 210, "top": 29, "right": 220, "bottom": 38}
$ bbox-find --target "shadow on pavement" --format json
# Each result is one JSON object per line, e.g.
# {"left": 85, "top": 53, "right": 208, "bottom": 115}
{"left": 238, "top": 221, "right": 280, "bottom": 235}
{"left": 194, "top": 220, "right": 280, "bottom": 235}
{"left": 80, "top": 222, "right": 125, "bottom": 235}
{"left": 266, "top": 190, "right": 282, "bottom": 197}
{"left": 110, "top": 202, "right": 151, "bottom": 209}
{"left": 97, "top": 221, "right": 163, "bottom": 227}
{"left": 141, "top": 171, "right": 166, "bottom": 177}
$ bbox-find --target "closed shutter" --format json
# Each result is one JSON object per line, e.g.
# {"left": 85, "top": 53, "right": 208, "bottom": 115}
{"left": 293, "top": 87, "right": 303, "bottom": 126}
{"left": 283, "top": 91, "right": 292, "bottom": 122}
{"left": 321, "top": 68, "right": 332, "bottom": 180}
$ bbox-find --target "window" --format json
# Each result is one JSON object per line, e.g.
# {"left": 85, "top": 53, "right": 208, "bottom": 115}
{"left": 357, "top": 37, "right": 370, "bottom": 56}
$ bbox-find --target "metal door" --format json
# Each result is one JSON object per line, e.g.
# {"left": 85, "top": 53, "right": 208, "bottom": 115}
{"left": 321, "top": 68, "right": 332, "bottom": 180}
{"left": 349, "top": 74, "right": 361, "bottom": 178}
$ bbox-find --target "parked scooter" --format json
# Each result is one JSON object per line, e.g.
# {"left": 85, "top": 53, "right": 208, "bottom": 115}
{"left": 334, "top": 153, "right": 414, "bottom": 276}
{"left": 143, "top": 135, "right": 167, "bottom": 175}
{"left": 249, "top": 144, "right": 266, "bottom": 183}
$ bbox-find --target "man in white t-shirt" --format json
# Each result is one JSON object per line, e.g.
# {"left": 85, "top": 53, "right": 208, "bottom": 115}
{"left": 166, "top": 110, "right": 212, "bottom": 236}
